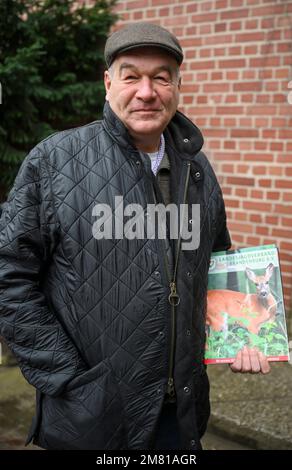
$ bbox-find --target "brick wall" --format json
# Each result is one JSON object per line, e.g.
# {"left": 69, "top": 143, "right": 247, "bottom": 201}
{"left": 109, "top": 0, "right": 292, "bottom": 315}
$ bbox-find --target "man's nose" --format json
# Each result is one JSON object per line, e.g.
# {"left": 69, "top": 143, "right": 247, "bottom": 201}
{"left": 135, "top": 78, "right": 156, "bottom": 100}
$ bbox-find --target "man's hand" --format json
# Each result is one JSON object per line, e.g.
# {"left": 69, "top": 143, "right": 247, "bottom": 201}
{"left": 229, "top": 345, "right": 271, "bottom": 374}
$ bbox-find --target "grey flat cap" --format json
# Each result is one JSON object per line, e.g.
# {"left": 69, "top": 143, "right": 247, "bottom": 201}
{"left": 104, "top": 22, "right": 183, "bottom": 67}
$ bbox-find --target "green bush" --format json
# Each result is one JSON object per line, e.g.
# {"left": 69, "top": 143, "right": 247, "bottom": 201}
{"left": 0, "top": 0, "right": 117, "bottom": 189}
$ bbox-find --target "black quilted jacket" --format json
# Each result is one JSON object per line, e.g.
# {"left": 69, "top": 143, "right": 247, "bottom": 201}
{"left": 0, "top": 102, "right": 231, "bottom": 450}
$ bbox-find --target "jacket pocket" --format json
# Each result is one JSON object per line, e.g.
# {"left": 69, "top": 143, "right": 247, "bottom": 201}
{"left": 34, "top": 359, "right": 126, "bottom": 450}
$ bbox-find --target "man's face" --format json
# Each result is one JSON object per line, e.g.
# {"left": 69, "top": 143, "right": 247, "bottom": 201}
{"left": 104, "top": 48, "right": 181, "bottom": 145}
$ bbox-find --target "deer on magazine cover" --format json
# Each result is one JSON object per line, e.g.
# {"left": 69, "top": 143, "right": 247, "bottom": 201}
{"left": 206, "top": 263, "right": 277, "bottom": 335}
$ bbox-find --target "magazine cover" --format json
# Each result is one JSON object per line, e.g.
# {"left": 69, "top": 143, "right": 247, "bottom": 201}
{"left": 205, "top": 244, "right": 290, "bottom": 364}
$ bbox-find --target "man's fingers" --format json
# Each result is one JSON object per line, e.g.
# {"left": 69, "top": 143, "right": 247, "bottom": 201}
{"left": 258, "top": 350, "right": 271, "bottom": 374}
{"left": 241, "top": 345, "right": 252, "bottom": 372}
{"left": 230, "top": 346, "right": 271, "bottom": 374}
{"left": 230, "top": 349, "right": 242, "bottom": 372}
{"left": 249, "top": 347, "right": 261, "bottom": 373}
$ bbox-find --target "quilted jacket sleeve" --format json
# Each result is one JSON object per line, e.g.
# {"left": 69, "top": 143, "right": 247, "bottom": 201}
{"left": 212, "top": 187, "right": 232, "bottom": 252}
{"left": 0, "top": 148, "right": 87, "bottom": 397}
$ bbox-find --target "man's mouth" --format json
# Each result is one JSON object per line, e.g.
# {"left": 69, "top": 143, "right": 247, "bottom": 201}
{"left": 132, "top": 109, "right": 161, "bottom": 113}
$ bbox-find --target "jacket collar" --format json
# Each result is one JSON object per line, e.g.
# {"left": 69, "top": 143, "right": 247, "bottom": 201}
{"left": 102, "top": 101, "right": 204, "bottom": 160}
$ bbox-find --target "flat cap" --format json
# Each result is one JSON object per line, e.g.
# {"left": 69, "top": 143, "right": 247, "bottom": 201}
{"left": 104, "top": 22, "right": 184, "bottom": 68}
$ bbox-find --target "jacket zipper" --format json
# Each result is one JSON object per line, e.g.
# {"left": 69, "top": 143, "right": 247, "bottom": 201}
{"left": 164, "top": 161, "right": 191, "bottom": 401}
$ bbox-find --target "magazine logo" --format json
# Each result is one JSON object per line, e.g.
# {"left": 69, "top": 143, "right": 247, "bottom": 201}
{"left": 209, "top": 259, "right": 216, "bottom": 271}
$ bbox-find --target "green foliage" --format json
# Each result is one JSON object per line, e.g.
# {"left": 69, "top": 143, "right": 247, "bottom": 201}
{"left": 0, "top": 0, "right": 117, "bottom": 189}
{"left": 205, "top": 313, "right": 289, "bottom": 360}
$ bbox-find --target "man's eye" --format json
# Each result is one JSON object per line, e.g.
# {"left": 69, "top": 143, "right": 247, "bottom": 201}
{"left": 154, "top": 76, "right": 171, "bottom": 85}
{"left": 124, "top": 75, "right": 138, "bottom": 81}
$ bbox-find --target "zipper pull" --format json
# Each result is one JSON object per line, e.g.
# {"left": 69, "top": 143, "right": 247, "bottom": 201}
{"left": 168, "top": 281, "right": 180, "bottom": 306}
{"left": 166, "top": 377, "right": 176, "bottom": 401}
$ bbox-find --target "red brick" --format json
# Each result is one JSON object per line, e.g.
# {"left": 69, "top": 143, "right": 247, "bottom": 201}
{"left": 280, "top": 241, "right": 292, "bottom": 251}
{"left": 282, "top": 217, "right": 292, "bottom": 228}
{"left": 186, "top": 3, "right": 198, "bottom": 13}
{"left": 214, "top": 47, "right": 227, "bottom": 56}
{"left": 238, "top": 142, "right": 252, "bottom": 151}
{"left": 224, "top": 141, "right": 236, "bottom": 149}
{"left": 159, "top": 7, "right": 170, "bottom": 16}
{"left": 183, "top": 95, "right": 194, "bottom": 105}
{"left": 258, "top": 179, "right": 272, "bottom": 188}
{"left": 180, "top": 38, "right": 202, "bottom": 47}
{"left": 245, "top": 19, "right": 258, "bottom": 29}
{"left": 227, "top": 176, "right": 255, "bottom": 186}
{"left": 222, "top": 164, "right": 234, "bottom": 172}
{"left": 203, "top": 83, "right": 230, "bottom": 93}
{"left": 221, "top": 9, "right": 249, "bottom": 20}
{"left": 146, "top": 9, "right": 156, "bottom": 18}
{"left": 275, "top": 205, "right": 292, "bottom": 215}
{"left": 211, "top": 72, "right": 223, "bottom": 80}
{"left": 272, "top": 228, "right": 292, "bottom": 239}
{"left": 216, "top": 0, "right": 228, "bottom": 8}
{"left": 229, "top": 21, "right": 242, "bottom": 31}
{"left": 251, "top": 190, "right": 264, "bottom": 198}
{"left": 261, "top": 17, "right": 274, "bottom": 29}
{"left": 266, "top": 216, "right": 279, "bottom": 225}
{"left": 270, "top": 142, "right": 284, "bottom": 151}
{"left": 256, "top": 226, "right": 270, "bottom": 236}
{"left": 230, "top": 222, "right": 252, "bottom": 233}
{"left": 190, "top": 60, "right": 215, "bottom": 70}
{"left": 215, "top": 23, "right": 227, "bottom": 33}
{"left": 251, "top": 5, "right": 286, "bottom": 17}
{"left": 191, "top": 13, "right": 217, "bottom": 23}
{"left": 237, "top": 164, "right": 249, "bottom": 174}
{"left": 231, "top": 129, "right": 259, "bottom": 138}
{"left": 232, "top": 234, "right": 245, "bottom": 244}
{"left": 235, "top": 212, "right": 248, "bottom": 221}
{"left": 275, "top": 180, "right": 292, "bottom": 189}
{"left": 235, "top": 188, "right": 247, "bottom": 198}
{"left": 246, "top": 236, "right": 261, "bottom": 245}
{"left": 219, "top": 59, "right": 246, "bottom": 68}
{"left": 224, "top": 199, "right": 240, "bottom": 208}
{"left": 164, "top": 16, "right": 189, "bottom": 26}
{"left": 268, "top": 167, "right": 283, "bottom": 176}
{"left": 151, "top": 0, "right": 171, "bottom": 5}
{"left": 200, "top": 1, "right": 214, "bottom": 12}
{"left": 243, "top": 154, "right": 274, "bottom": 162}
{"left": 236, "top": 32, "right": 266, "bottom": 42}
{"left": 278, "top": 153, "right": 292, "bottom": 165}
{"left": 217, "top": 106, "right": 244, "bottom": 115}
{"left": 173, "top": 6, "right": 183, "bottom": 15}
{"left": 252, "top": 166, "right": 267, "bottom": 175}
{"left": 254, "top": 142, "right": 268, "bottom": 150}
{"left": 243, "top": 201, "right": 272, "bottom": 212}
{"left": 267, "top": 192, "right": 280, "bottom": 200}
{"left": 283, "top": 192, "right": 292, "bottom": 202}
{"left": 133, "top": 10, "right": 143, "bottom": 19}
{"left": 128, "top": 0, "right": 145, "bottom": 8}
{"left": 250, "top": 214, "right": 262, "bottom": 223}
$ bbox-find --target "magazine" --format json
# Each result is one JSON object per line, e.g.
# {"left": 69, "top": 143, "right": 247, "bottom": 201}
{"left": 205, "top": 244, "right": 290, "bottom": 364}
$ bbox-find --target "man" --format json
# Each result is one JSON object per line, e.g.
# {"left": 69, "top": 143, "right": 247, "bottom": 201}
{"left": 0, "top": 22, "right": 270, "bottom": 450}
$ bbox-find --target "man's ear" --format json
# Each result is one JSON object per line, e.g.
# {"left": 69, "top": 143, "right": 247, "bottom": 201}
{"left": 178, "top": 76, "right": 182, "bottom": 90}
{"left": 104, "top": 70, "right": 111, "bottom": 101}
